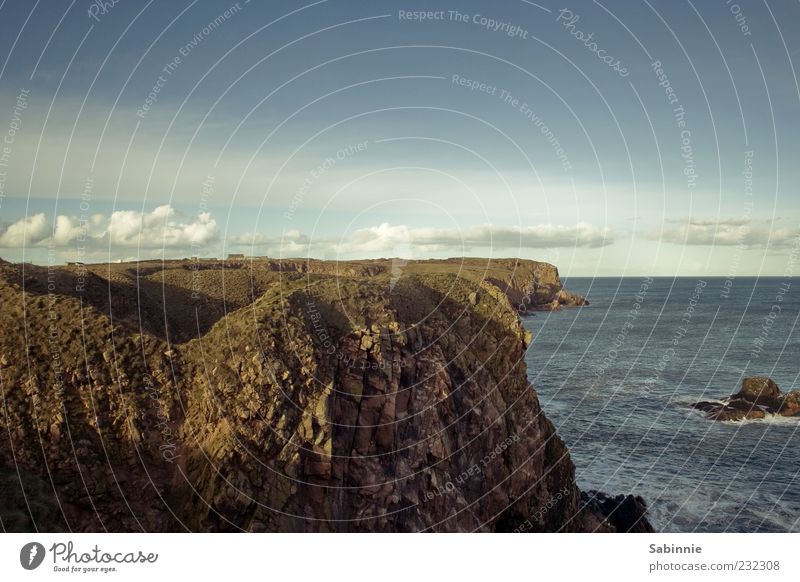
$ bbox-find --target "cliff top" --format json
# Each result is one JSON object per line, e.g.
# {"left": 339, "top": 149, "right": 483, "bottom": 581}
{"left": 0, "top": 257, "right": 564, "bottom": 344}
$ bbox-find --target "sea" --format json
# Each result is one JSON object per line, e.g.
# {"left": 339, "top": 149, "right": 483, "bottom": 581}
{"left": 522, "top": 277, "right": 800, "bottom": 532}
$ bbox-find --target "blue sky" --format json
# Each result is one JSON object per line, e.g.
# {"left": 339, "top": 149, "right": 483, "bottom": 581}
{"left": 0, "top": 0, "right": 798, "bottom": 275}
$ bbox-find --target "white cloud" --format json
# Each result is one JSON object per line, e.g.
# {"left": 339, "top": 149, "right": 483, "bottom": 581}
{"left": 1, "top": 208, "right": 609, "bottom": 262}
{"left": 230, "top": 229, "right": 311, "bottom": 255}
{"left": 230, "top": 221, "right": 612, "bottom": 257}
{"left": 327, "top": 222, "right": 611, "bottom": 254}
{"left": 107, "top": 205, "right": 217, "bottom": 248}
{"left": 0, "top": 206, "right": 218, "bottom": 250}
{"left": 336, "top": 223, "right": 416, "bottom": 253}
{"left": 407, "top": 222, "right": 612, "bottom": 250}
{"left": 0, "top": 213, "right": 49, "bottom": 247}
{"left": 653, "top": 218, "right": 799, "bottom": 247}
{"left": 52, "top": 215, "right": 86, "bottom": 246}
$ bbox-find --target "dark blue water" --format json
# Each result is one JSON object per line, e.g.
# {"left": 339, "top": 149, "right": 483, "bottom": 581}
{"left": 523, "top": 277, "right": 800, "bottom": 532}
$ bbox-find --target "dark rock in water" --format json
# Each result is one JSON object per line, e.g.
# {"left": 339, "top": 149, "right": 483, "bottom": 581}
{"left": 692, "top": 376, "right": 800, "bottom": 422}
{"left": 693, "top": 399, "right": 766, "bottom": 422}
{"left": 580, "top": 490, "right": 654, "bottom": 533}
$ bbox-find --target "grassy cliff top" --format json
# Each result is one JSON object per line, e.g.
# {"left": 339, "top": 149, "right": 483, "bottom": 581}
{"left": 0, "top": 257, "right": 563, "bottom": 342}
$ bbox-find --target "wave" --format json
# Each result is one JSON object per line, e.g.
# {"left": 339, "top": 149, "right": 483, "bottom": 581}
{"left": 717, "top": 413, "right": 800, "bottom": 427}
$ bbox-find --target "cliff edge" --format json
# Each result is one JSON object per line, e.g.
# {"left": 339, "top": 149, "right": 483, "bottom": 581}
{"left": 0, "top": 257, "right": 648, "bottom": 532}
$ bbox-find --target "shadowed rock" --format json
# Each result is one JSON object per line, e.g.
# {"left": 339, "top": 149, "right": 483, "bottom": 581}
{"left": 580, "top": 490, "right": 655, "bottom": 533}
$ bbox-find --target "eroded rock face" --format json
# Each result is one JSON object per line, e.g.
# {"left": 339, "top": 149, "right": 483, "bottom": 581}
{"left": 0, "top": 257, "right": 636, "bottom": 533}
{"left": 481, "top": 260, "right": 589, "bottom": 313}
{"left": 693, "top": 377, "right": 800, "bottom": 422}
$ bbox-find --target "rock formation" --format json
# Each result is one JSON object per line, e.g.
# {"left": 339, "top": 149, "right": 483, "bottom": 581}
{"left": 0, "top": 257, "right": 646, "bottom": 532}
{"left": 580, "top": 491, "right": 654, "bottom": 533}
{"left": 693, "top": 376, "right": 800, "bottom": 422}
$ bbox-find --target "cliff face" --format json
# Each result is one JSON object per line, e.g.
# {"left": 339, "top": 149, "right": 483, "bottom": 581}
{"left": 0, "top": 257, "right": 645, "bottom": 532}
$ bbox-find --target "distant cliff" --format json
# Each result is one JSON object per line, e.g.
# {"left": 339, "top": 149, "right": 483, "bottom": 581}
{"left": 0, "top": 257, "right": 647, "bottom": 532}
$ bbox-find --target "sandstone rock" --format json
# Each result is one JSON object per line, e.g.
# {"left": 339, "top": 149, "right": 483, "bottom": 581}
{"left": 556, "top": 289, "right": 589, "bottom": 308}
{"left": 737, "top": 376, "right": 780, "bottom": 404}
{"left": 777, "top": 392, "right": 800, "bottom": 417}
{"left": 523, "top": 329, "right": 533, "bottom": 348}
{"left": 359, "top": 334, "right": 373, "bottom": 351}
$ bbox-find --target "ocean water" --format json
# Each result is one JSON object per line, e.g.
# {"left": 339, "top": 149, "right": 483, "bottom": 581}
{"left": 522, "top": 277, "right": 800, "bottom": 532}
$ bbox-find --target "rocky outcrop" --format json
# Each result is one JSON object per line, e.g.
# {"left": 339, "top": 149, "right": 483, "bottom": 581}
{"left": 693, "top": 376, "right": 800, "bottom": 422}
{"left": 533, "top": 288, "right": 590, "bottom": 311}
{"left": 579, "top": 491, "right": 655, "bottom": 533}
{"left": 0, "top": 257, "right": 636, "bottom": 532}
{"left": 738, "top": 376, "right": 782, "bottom": 404}
{"left": 479, "top": 259, "right": 588, "bottom": 312}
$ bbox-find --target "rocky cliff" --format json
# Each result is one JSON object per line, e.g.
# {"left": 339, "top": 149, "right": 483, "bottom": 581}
{"left": 0, "top": 257, "right": 647, "bottom": 532}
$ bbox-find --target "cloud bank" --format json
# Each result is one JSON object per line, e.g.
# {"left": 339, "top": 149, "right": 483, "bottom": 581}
{"left": 0, "top": 205, "right": 218, "bottom": 250}
{"left": 231, "top": 222, "right": 612, "bottom": 257}
{"left": 1, "top": 206, "right": 611, "bottom": 262}
{"left": 653, "top": 218, "right": 799, "bottom": 248}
